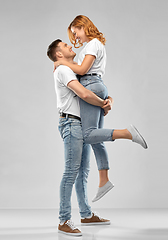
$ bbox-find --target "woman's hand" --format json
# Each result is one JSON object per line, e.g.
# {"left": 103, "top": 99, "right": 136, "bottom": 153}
{"left": 53, "top": 61, "right": 61, "bottom": 72}
{"left": 102, "top": 96, "right": 114, "bottom": 116}
{"left": 53, "top": 60, "right": 70, "bottom": 72}
{"left": 53, "top": 60, "right": 66, "bottom": 71}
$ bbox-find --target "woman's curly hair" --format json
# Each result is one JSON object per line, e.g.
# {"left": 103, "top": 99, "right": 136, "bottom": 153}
{"left": 68, "top": 15, "right": 106, "bottom": 48}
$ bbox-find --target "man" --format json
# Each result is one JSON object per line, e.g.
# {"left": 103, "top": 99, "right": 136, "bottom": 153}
{"left": 47, "top": 39, "right": 112, "bottom": 236}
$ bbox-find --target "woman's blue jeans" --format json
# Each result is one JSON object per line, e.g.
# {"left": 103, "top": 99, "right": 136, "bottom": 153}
{"left": 58, "top": 117, "right": 92, "bottom": 222}
{"left": 79, "top": 75, "right": 114, "bottom": 170}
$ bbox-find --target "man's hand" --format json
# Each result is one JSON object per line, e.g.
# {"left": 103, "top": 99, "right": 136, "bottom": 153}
{"left": 102, "top": 96, "right": 114, "bottom": 116}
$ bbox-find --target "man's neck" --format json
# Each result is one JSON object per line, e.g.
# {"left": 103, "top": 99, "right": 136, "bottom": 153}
{"left": 62, "top": 57, "right": 75, "bottom": 64}
{"left": 68, "top": 59, "right": 75, "bottom": 64}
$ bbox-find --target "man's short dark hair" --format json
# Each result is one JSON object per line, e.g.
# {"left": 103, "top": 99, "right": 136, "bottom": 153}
{"left": 47, "top": 39, "right": 62, "bottom": 62}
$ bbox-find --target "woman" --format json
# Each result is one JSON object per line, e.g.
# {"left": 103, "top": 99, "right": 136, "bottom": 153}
{"left": 54, "top": 15, "right": 148, "bottom": 202}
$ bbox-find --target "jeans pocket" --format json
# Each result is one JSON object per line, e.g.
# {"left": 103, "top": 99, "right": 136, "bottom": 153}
{"left": 90, "top": 82, "right": 104, "bottom": 93}
{"left": 71, "top": 122, "right": 83, "bottom": 140}
{"left": 59, "top": 124, "right": 70, "bottom": 139}
{"left": 90, "top": 82, "right": 108, "bottom": 99}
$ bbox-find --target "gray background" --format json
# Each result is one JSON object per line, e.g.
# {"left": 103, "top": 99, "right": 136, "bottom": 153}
{"left": 0, "top": 0, "right": 167, "bottom": 209}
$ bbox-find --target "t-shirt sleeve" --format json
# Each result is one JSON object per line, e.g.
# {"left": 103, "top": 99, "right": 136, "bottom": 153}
{"left": 84, "top": 39, "right": 101, "bottom": 58}
{"left": 58, "top": 66, "right": 77, "bottom": 86}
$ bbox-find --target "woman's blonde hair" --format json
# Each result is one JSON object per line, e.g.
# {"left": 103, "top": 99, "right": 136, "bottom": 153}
{"left": 68, "top": 15, "right": 106, "bottom": 48}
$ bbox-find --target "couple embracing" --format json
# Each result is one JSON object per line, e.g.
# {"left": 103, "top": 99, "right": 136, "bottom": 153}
{"left": 47, "top": 15, "right": 147, "bottom": 236}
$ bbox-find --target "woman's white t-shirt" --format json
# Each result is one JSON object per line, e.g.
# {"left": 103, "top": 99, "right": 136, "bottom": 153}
{"left": 78, "top": 38, "right": 106, "bottom": 77}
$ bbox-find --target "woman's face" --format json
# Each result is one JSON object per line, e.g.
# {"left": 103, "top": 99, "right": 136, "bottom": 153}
{"left": 71, "top": 26, "right": 89, "bottom": 44}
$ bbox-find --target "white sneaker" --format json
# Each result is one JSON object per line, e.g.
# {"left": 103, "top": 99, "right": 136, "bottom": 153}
{"left": 92, "top": 181, "right": 114, "bottom": 202}
{"left": 127, "top": 124, "right": 148, "bottom": 149}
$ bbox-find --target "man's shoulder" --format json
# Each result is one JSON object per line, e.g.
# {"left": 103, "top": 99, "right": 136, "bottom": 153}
{"left": 54, "top": 65, "right": 74, "bottom": 80}
{"left": 56, "top": 65, "right": 74, "bottom": 75}
{"left": 54, "top": 65, "right": 77, "bottom": 84}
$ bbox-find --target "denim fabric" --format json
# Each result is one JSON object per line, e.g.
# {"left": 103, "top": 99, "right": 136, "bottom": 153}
{"left": 79, "top": 75, "right": 114, "bottom": 170}
{"left": 58, "top": 117, "right": 92, "bottom": 222}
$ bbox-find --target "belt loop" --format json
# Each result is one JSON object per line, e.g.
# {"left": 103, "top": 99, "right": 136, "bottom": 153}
{"left": 66, "top": 114, "right": 68, "bottom": 119}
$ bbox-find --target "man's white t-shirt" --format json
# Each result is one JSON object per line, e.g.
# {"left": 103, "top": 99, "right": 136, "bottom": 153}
{"left": 54, "top": 65, "right": 80, "bottom": 118}
{"left": 78, "top": 38, "right": 106, "bottom": 77}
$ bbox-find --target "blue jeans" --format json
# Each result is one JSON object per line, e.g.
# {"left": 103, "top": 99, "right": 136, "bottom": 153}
{"left": 79, "top": 75, "right": 114, "bottom": 170}
{"left": 58, "top": 117, "right": 92, "bottom": 222}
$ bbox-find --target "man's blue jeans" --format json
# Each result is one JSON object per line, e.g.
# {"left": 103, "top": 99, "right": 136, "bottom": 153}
{"left": 79, "top": 75, "right": 114, "bottom": 170}
{"left": 58, "top": 117, "right": 92, "bottom": 222}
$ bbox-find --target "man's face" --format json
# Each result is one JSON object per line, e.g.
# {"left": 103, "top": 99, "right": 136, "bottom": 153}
{"left": 57, "top": 42, "right": 76, "bottom": 60}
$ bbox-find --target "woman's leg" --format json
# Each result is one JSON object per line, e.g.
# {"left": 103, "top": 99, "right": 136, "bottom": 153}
{"left": 79, "top": 77, "right": 114, "bottom": 144}
{"left": 80, "top": 98, "right": 110, "bottom": 167}
{"left": 97, "top": 107, "right": 109, "bottom": 188}
{"left": 79, "top": 76, "right": 147, "bottom": 202}
{"left": 112, "top": 129, "right": 132, "bottom": 140}
{"left": 99, "top": 169, "right": 109, "bottom": 187}
{"left": 79, "top": 76, "right": 147, "bottom": 148}
{"left": 79, "top": 77, "right": 113, "bottom": 193}
{"left": 80, "top": 98, "right": 112, "bottom": 193}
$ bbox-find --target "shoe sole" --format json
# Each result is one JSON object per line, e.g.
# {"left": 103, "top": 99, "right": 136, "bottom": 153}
{"left": 131, "top": 124, "right": 148, "bottom": 149}
{"left": 81, "top": 221, "right": 111, "bottom": 226}
{"left": 92, "top": 184, "right": 114, "bottom": 202}
{"left": 58, "top": 230, "right": 82, "bottom": 236}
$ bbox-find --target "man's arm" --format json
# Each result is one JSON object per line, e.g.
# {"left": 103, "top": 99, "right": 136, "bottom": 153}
{"left": 67, "top": 79, "right": 106, "bottom": 107}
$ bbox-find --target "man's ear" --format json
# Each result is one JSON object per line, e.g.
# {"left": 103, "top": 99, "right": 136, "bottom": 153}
{"left": 56, "top": 51, "right": 63, "bottom": 59}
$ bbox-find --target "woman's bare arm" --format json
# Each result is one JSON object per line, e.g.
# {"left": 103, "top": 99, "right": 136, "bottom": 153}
{"left": 54, "top": 55, "right": 95, "bottom": 75}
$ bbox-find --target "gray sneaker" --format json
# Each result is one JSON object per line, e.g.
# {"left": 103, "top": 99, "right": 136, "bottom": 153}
{"left": 127, "top": 124, "right": 148, "bottom": 149}
{"left": 92, "top": 181, "right": 114, "bottom": 202}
